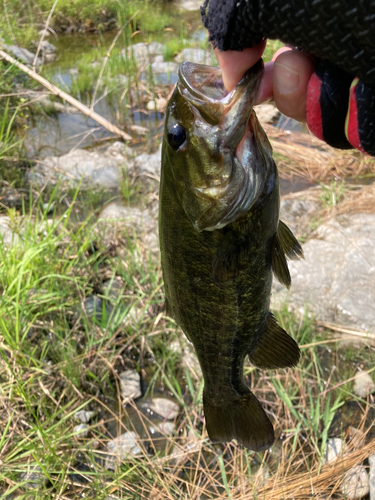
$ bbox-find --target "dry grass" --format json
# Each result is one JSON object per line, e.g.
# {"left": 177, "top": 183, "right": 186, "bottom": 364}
{"left": 263, "top": 123, "right": 375, "bottom": 182}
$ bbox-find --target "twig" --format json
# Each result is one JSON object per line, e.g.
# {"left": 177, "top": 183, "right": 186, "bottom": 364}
{"left": 0, "top": 49, "right": 132, "bottom": 141}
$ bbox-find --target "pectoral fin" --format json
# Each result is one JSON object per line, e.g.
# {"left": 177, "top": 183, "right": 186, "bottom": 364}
{"left": 278, "top": 220, "right": 304, "bottom": 260}
{"left": 271, "top": 221, "right": 303, "bottom": 288}
{"left": 271, "top": 231, "right": 291, "bottom": 288}
{"left": 249, "top": 313, "right": 300, "bottom": 369}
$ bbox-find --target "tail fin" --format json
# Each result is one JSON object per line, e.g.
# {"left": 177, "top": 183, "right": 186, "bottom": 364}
{"left": 203, "top": 391, "right": 274, "bottom": 451}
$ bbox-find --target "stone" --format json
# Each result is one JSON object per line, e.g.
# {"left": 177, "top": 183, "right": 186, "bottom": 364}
{"left": 148, "top": 398, "right": 179, "bottom": 420}
{"left": 175, "top": 48, "right": 214, "bottom": 65}
{"left": 146, "top": 97, "right": 167, "bottom": 112}
{"left": 119, "top": 370, "right": 142, "bottom": 400}
{"left": 28, "top": 148, "right": 125, "bottom": 190}
{"left": 19, "top": 466, "right": 46, "bottom": 489}
{"left": 178, "top": 0, "right": 202, "bottom": 10}
{"left": 150, "top": 421, "right": 176, "bottom": 436}
{"left": 342, "top": 465, "right": 370, "bottom": 499}
{"left": 369, "top": 454, "right": 375, "bottom": 500}
{"left": 322, "top": 438, "right": 343, "bottom": 464}
{"left": 353, "top": 371, "right": 375, "bottom": 398}
{"left": 105, "top": 431, "right": 142, "bottom": 469}
{"left": 151, "top": 60, "right": 178, "bottom": 74}
{"left": 74, "top": 409, "right": 96, "bottom": 423}
{"left": 73, "top": 424, "right": 90, "bottom": 438}
{"left": 3, "top": 44, "right": 41, "bottom": 67}
{"left": 102, "top": 276, "right": 125, "bottom": 299}
{"left": 0, "top": 216, "right": 21, "bottom": 247}
{"left": 132, "top": 144, "right": 161, "bottom": 176}
{"left": 272, "top": 214, "right": 375, "bottom": 333}
{"left": 279, "top": 198, "right": 320, "bottom": 238}
{"left": 255, "top": 103, "right": 280, "bottom": 124}
{"left": 98, "top": 203, "right": 158, "bottom": 254}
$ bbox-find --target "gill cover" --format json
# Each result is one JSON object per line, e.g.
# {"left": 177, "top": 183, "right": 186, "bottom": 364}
{"left": 164, "top": 59, "right": 275, "bottom": 231}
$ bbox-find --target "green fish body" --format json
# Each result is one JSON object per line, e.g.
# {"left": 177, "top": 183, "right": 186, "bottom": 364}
{"left": 159, "top": 60, "right": 303, "bottom": 451}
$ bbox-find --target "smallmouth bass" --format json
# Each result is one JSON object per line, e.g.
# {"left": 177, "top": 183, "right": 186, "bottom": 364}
{"left": 159, "top": 59, "right": 303, "bottom": 451}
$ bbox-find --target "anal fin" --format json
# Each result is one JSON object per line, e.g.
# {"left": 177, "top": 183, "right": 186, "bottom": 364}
{"left": 249, "top": 313, "right": 300, "bottom": 369}
{"left": 203, "top": 390, "right": 274, "bottom": 452}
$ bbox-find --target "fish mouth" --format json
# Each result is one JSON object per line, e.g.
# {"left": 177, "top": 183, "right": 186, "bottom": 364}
{"left": 178, "top": 60, "right": 263, "bottom": 149}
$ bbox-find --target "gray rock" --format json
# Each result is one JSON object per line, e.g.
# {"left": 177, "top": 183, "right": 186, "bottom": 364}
{"left": 132, "top": 144, "right": 161, "bottom": 177}
{"left": 105, "top": 431, "right": 142, "bottom": 469}
{"left": 148, "top": 398, "right": 179, "bottom": 420}
{"left": 178, "top": 0, "right": 202, "bottom": 10}
{"left": 98, "top": 203, "right": 158, "bottom": 254}
{"left": 353, "top": 371, "right": 375, "bottom": 398}
{"left": 342, "top": 465, "right": 370, "bottom": 500}
{"left": 272, "top": 214, "right": 375, "bottom": 333}
{"left": 73, "top": 423, "right": 90, "bottom": 438}
{"left": 83, "top": 295, "right": 111, "bottom": 322}
{"left": 3, "top": 44, "right": 41, "bottom": 66}
{"left": 279, "top": 198, "right": 320, "bottom": 237}
{"left": 28, "top": 148, "right": 126, "bottom": 189}
{"left": 369, "top": 454, "right": 375, "bottom": 500}
{"left": 151, "top": 60, "right": 178, "bottom": 74}
{"left": 119, "top": 370, "right": 142, "bottom": 400}
{"left": 74, "top": 409, "right": 96, "bottom": 423}
{"left": 102, "top": 276, "right": 125, "bottom": 299}
{"left": 322, "top": 437, "right": 343, "bottom": 464}
{"left": 20, "top": 466, "right": 46, "bottom": 489}
{"left": 125, "top": 42, "right": 164, "bottom": 65}
{"left": 175, "top": 48, "right": 214, "bottom": 65}
{"left": 0, "top": 216, "right": 21, "bottom": 247}
{"left": 154, "top": 421, "right": 176, "bottom": 436}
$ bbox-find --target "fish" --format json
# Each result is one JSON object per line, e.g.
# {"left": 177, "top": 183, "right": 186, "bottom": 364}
{"left": 158, "top": 59, "right": 304, "bottom": 451}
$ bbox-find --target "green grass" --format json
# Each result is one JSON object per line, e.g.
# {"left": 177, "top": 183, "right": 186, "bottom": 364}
{"left": 0, "top": 185, "right": 374, "bottom": 498}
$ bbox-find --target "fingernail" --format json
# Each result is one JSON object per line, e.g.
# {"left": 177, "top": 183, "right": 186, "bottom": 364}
{"left": 274, "top": 63, "right": 300, "bottom": 95}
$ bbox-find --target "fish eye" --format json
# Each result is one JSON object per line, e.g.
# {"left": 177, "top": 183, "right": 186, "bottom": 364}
{"left": 167, "top": 124, "right": 187, "bottom": 150}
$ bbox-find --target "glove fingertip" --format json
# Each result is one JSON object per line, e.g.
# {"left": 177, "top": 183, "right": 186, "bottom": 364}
{"left": 346, "top": 78, "right": 375, "bottom": 156}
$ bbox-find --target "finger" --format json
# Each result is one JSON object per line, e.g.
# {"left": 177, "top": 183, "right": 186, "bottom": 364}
{"left": 273, "top": 50, "right": 315, "bottom": 122}
{"left": 306, "top": 60, "right": 353, "bottom": 149}
{"left": 346, "top": 78, "right": 375, "bottom": 156}
{"left": 214, "top": 41, "right": 267, "bottom": 91}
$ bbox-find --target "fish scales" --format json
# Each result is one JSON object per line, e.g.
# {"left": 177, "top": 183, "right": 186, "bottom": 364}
{"left": 159, "top": 59, "right": 304, "bottom": 451}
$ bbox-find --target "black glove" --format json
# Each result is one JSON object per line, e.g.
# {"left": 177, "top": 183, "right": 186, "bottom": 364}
{"left": 201, "top": 0, "right": 375, "bottom": 155}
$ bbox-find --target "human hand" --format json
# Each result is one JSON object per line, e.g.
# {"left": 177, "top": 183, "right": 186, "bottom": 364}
{"left": 204, "top": 0, "right": 375, "bottom": 156}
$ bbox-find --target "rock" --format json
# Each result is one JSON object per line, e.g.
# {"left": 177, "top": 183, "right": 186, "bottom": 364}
{"left": 369, "top": 454, "right": 375, "bottom": 500}
{"left": 146, "top": 97, "right": 167, "bottom": 112}
{"left": 148, "top": 398, "right": 179, "bottom": 420}
{"left": 132, "top": 144, "right": 161, "bottom": 177}
{"left": 98, "top": 203, "right": 158, "bottom": 254}
{"left": 272, "top": 214, "right": 375, "bottom": 333}
{"left": 0, "top": 216, "right": 21, "bottom": 247}
{"left": 105, "top": 431, "right": 142, "bottom": 469}
{"left": 28, "top": 148, "right": 125, "bottom": 189}
{"left": 74, "top": 409, "right": 96, "bottom": 423}
{"left": 169, "top": 338, "right": 202, "bottom": 379}
{"left": 125, "top": 42, "right": 164, "bottom": 65}
{"left": 279, "top": 198, "right": 320, "bottom": 238}
{"left": 3, "top": 44, "right": 41, "bottom": 66}
{"left": 73, "top": 424, "right": 90, "bottom": 438}
{"left": 83, "top": 295, "right": 112, "bottom": 322}
{"left": 322, "top": 438, "right": 343, "bottom": 464}
{"left": 30, "top": 40, "right": 57, "bottom": 62}
{"left": 149, "top": 421, "right": 176, "bottom": 436}
{"left": 151, "top": 60, "right": 178, "bottom": 74}
{"left": 102, "top": 276, "right": 125, "bottom": 299}
{"left": 353, "top": 371, "right": 375, "bottom": 398}
{"left": 342, "top": 465, "right": 370, "bottom": 499}
{"left": 19, "top": 466, "right": 46, "bottom": 489}
{"left": 255, "top": 103, "right": 280, "bottom": 124}
{"left": 119, "top": 370, "right": 142, "bottom": 400}
{"left": 178, "top": 0, "right": 202, "bottom": 10}
{"left": 175, "top": 48, "right": 214, "bottom": 65}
